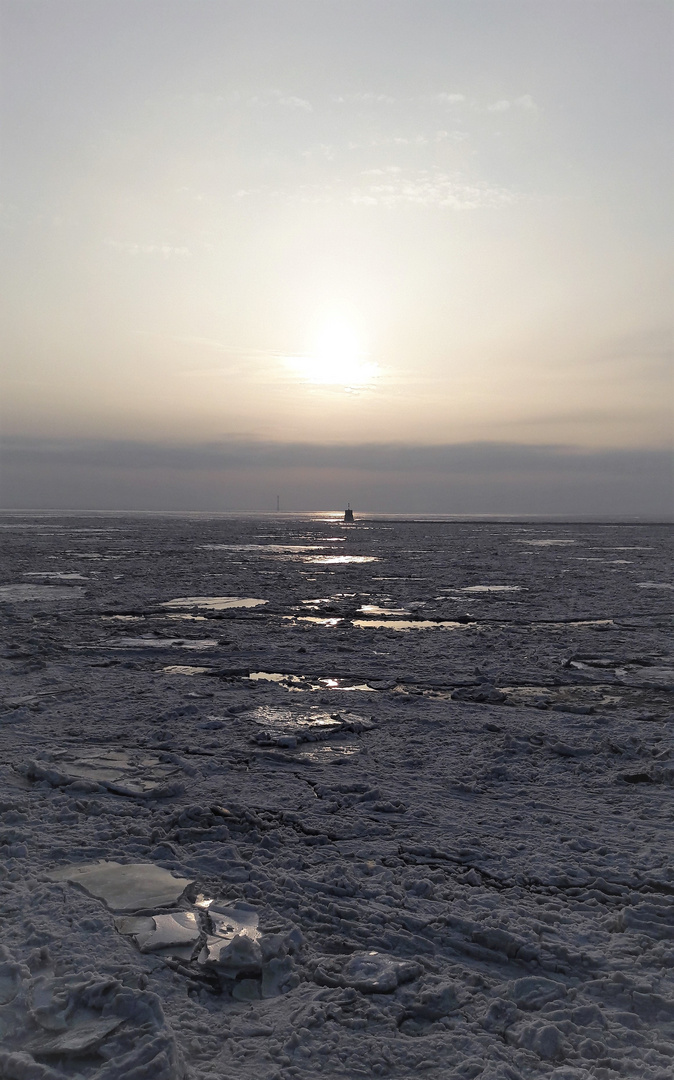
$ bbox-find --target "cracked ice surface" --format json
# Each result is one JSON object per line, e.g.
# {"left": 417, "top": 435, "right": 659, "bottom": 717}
{"left": 1, "top": 513, "right": 673, "bottom": 1080}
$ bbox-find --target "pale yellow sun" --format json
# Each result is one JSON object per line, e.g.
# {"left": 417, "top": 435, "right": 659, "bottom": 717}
{"left": 288, "top": 315, "right": 379, "bottom": 389}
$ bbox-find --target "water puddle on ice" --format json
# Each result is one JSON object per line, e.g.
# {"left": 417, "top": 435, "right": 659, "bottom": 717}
{"left": 318, "top": 677, "right": 375, "bottom": 691}
{"left": 249, "top": 671, "right": 304, "bottom": 684}
{"left": 303, "top": 555, "right": 379, "bottom": 565}
{"left": 295, "top": 744, "right": 360, "bottom": 762}
{"left": 358, "top": 604, "right": 408, "bottom": 616}
{"left": 352, "top": 619, "right": 466, "bottom": 630}
{"left": 161, "top": 596, "right": 267, "bottom": 609}
{"left": 293, "top": 616, "right": 344, "bottom": 626}
{"left": 248, "top": 671, "right": 375, "bottom": 692}
{"left": 248, "top": 705, "right": 373, "bottom": 746}
{"left": 0, "top": 583, "right": 86, "bottom": 601}
{"left": 163, "top": 613, "right": 208, "bottom": 621}
{"left": 202, "top": 544, "right": 324, "bottom": 553}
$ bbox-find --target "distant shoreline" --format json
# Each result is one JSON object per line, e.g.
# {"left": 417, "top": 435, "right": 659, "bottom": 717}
{"left": 0, "top": 508, "right": 672, "bottom": 524}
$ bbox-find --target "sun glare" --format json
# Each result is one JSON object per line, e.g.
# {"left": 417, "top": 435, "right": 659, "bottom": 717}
{"left": 287, "top": 315, "right": 379, "bottom": 389}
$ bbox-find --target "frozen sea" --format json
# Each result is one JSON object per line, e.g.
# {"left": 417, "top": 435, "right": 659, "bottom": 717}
{"left": 0, "top": 512, "right": 672, "bottom": 1080}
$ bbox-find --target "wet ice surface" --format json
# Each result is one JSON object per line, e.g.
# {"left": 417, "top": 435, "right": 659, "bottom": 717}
{"left": 161, "top": 596, "right": 267, "bottom": 609}
{"left": 1, "top": 514, "right": 673, "bottom": 1080}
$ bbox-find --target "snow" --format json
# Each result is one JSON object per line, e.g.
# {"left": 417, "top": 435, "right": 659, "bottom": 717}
{"left": 0, "top": 512, "right": 673, "bottom": 1079}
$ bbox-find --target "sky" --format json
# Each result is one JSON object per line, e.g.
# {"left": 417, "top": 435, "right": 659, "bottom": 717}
{"left": 1, "top": 0, "right": 672, "bottom": 513}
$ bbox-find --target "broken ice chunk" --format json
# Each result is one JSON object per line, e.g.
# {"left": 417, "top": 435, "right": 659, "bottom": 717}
{"left": 115, "top": 912, "right": 200, "bottom": 954}
{"left": 231, "top": 978, "right": 262, "bottom": 1001}
{"left": 0, "top": 959, "right": 23, "bottom": 1005}
{"left": 21, "top": 748, "right": 182, "bottom": 798}
{"left": 48, "top": 861, "right": 194, "bottom": 913}
{"left": 199, "top": 903, "right": 262, "bottom": 975}
{"left": 161, "top": 596, "right": 267, "bottom": 610}
{"left": 510, "top": 977, "right": 567, "bottom": 1011}
{"left": 250, "top": 704, "right": 373, "bottom": 747}
{"left": 26, "top": 1015, "right": 124, "bottom": 1057}
{"left": 135, "top": 912, "right": 200, "bottom": 953}
{"left": 115, "top": 915, "right": 155, "bottom": 936}
{"left": 314, "top": 951, "right": 421, "bottom": 993}
{"left": 261, "top": 955, "right": 294, "bottom": 999}
{"left": 200, "top": 932, "right": 263, "bottom": 974}
{"left": 209, "top": 903, "right": 260, "bottom": 942}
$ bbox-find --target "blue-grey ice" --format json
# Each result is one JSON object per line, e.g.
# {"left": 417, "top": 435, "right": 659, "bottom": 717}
{"left": 116, "top": 911, "right": 200, "bottom": 953}
{"left": 314, "top": 951, "right": 421, "bottom": 993}
{"left": 48, "top": 861, "right": 194, "bottom": 912}
{"left": 199, "top": 903, "right": 261, "bottom": 972}
{"left": 161, "top": 595, "right": 267, "bottom": 609}
{"left": 0, "top": 583, "right": 85, "bottom": 601}
{"left": 22, "top": 748, "right": 182, "bottom": 797}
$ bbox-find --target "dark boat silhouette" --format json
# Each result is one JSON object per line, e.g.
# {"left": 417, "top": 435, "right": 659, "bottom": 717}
{"left": 343, "top": 503, "right": 354, "bottom": 523}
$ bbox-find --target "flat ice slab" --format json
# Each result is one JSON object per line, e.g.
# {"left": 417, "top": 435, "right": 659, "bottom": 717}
{"left": 249, "top": 704, "right": 373, "bottom": 746}
{"left": 116, "top": 911, "right": 200, "bottom": 953}
{"left": 0, "top": 583, "right": 85, "bottom": 601}
{"left": 200, "top": 903, "right": 262, "bottom": 970}
{"left": 161, "top": 596, "right": 267, "bottom": 609}
{"left": 314, "top": 951, "right": 421, "bottom": 993}
{"left": 48, "top": 861, "right": 194, "bottom": 912}
{"left": 26, "top": 1016, "right": 124, "bottom": 1057}
{"left": 22, "top": 748, "right": 183, "bottom": 797}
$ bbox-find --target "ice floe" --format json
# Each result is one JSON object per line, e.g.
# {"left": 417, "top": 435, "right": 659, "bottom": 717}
{"left": 48, "top": 861, "right": 194, "bottom": 912}
{"left": 2, "top": 512, "right": 673, "bottom": 1080}
{"left": 0, "top": 583, "right": 86, "bottom": 601}
{"left": 246, "top": 704, "right": 374, "bottom": 747}
{"left": 313, "top": 952, "right": 421, "bottom": 992}
{"left": 160, "top": 595, "right": 267, "bottom": 609}
{"left": 115, "top": 911, "right": 200, "bottom": 955}
{"left": 20, "top": 748, "right": 183, "bottom": 797}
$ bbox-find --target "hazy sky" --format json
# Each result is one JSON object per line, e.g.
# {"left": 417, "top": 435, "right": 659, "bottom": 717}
{"left": 1, "top": 1, "right": 672, "bottom": 511}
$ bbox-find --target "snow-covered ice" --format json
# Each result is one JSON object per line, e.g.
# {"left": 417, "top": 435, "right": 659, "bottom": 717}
{"left": 0, "top": 513, "right": 673, "bottom": 1079}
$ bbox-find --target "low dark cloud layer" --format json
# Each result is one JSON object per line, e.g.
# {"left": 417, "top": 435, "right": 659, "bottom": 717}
{"left": 1, "top": 438, "right": 671, "bottom": 516}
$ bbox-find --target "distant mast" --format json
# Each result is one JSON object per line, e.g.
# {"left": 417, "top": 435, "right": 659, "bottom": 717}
{"left": 343, "top": 503, "right": 354, "bottom": 523}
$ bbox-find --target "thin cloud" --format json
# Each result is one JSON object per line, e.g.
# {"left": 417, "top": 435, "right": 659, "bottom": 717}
{"left": 105, "top": 239, "right": 191, "bottom": 258}
{"left": 330, "top": 92, "right": 396, "bottom": 105}
{"left": 431, "top": 93, "right": 466, "bottom": 105}
{"left": 488, "top": 94, "right": 538, "bottom": 113}
{"left": 248, "top": 90, "right": 312, "bottom": 111}
{"left": 349, "top": 168, "right": 516, "bottom": 210}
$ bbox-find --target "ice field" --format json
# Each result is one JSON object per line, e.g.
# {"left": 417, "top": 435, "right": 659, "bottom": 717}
{"left": 0, "top": 513, "right": 672, "bottom": 1080}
